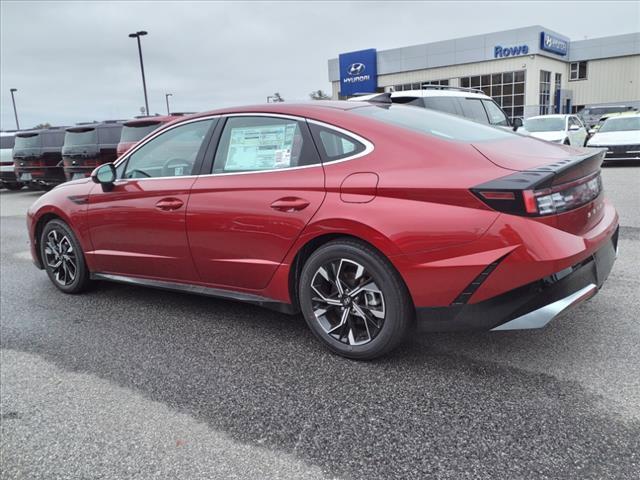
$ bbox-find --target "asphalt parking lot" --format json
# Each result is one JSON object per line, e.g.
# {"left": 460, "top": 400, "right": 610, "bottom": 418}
{"left": 1, "top": 167, "right": 639, "bottom": 480}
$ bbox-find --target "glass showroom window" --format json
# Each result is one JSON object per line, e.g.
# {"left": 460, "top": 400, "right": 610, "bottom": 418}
{"left": 459, "top": 70, "right": 525, "bottom": 121}
{"left": 570, "top": 61, "right": 588, "bottom": 81}
{"left": 539, "top": 70, "right": 551, "bottom": 115}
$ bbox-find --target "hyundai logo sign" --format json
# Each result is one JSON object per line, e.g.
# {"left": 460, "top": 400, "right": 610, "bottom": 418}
{"left": 540, "top": 32, "right": 568, "bottom": 56}
{"left": 494, "top": 44, "right": 529, "bottom": 58}
{"left": 339, "top": 49, "right": 377, "bottom": 96}
{"left": 348, "top": 63, "right": 366, "bottom": 76}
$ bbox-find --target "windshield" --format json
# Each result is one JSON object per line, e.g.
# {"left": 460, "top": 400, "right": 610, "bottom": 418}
{"left": 14, "top": 133, "right": 42, "bottom": 149}
{"left": 524, "top": 117, "right": 565, "bottom": 132}
{"left": 599, "top": 117, "right": 640, "bottom": 132}
{"left": 585, "top": 107, "right": 628, "bottom": 116}
{"left": 64, "top": 128, "right": 98, "bottom": 146}
{"left": 120, "top": 122, "right": 162, "bottom": 143}
{"left": 352, "top": 104, "right": 513, "bottom": 142}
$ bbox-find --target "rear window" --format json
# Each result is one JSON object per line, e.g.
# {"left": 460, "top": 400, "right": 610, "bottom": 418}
{"left": 353, "top": 104, "right": 513, "bottom": 142}
{"left": 599, "top": 116, "right": 640, "bottom": 132}
{"left": 524, "top": 117, "right": 566, "bottom": 132}
{"left": 120, "top": 122, "right": 161, "bottom": 143}
{"left": 64, "top": 128, "right": 98, "bottom": 146}
{"left": 14, "top": 133, "right": 42, "bottom": 149}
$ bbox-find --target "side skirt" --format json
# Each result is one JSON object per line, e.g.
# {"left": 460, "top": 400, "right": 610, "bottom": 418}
{"left": 90, "top": 273, "right": 298, "bottom": 315}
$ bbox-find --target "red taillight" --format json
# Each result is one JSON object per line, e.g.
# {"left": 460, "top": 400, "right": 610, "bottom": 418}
{"left": 473, "top": 172, "right": 603, "bottom": 217}
{"left": 478, "top": 191, "right": 516, "bottom": 201}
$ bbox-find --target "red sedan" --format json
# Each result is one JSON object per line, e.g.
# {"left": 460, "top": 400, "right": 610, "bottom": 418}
{"left": 27, "top": 102, "right": 618, "bottom": 359}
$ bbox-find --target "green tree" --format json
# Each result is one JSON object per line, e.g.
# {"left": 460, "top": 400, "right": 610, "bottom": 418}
{"left": 309, "top": 90, "right": 331, "bottom": 100}
{"left": 33, "top": 122, "right": 51, "bottom": 129}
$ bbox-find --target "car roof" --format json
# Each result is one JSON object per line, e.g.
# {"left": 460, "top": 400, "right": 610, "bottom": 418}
{"left": 123, "top": 115, "right": 180, "bottom": 127}
{"left": 185, "top": 101, "right": 369, "bottom": 121}
{"left": 391, "top": 89, "right": 490, "bottom": 99}
{"left": 526, "top": 114, "right": 570, "bottom": 120}
{"left": 603, "top": 112, "right": 640, "bottom": 120}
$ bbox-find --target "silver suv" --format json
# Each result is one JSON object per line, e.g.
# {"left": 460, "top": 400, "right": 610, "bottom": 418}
{"left": 349, "top": 86, "right": 519, "bottom": 130}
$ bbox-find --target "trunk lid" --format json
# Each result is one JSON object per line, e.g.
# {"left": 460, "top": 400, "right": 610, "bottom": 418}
{"left": 471, "top": 137, "right": 607, "bottom": 235}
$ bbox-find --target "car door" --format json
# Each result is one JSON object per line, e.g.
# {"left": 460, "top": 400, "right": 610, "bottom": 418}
{"left": 569, "top": 116, "right": 588, "bottom": 146}
{"left": 86, "top": 118, "right": 217, "bottom": 281}
{"left": 186, "top": 114, "right": 325, "bottom": 291}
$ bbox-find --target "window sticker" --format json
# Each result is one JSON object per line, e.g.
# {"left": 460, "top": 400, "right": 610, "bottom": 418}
{"left": 225, "top": 123, "right": 297, "bottom": 171}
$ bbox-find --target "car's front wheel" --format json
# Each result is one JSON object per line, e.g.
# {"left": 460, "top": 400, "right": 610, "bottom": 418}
{"left": 299, "top": 239, "right": 413, "bottom": 360}
{"left": 40, "top": 219, "right": 91, "bottom": 294}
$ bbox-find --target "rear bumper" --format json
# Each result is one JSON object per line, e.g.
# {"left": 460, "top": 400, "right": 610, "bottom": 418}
{"left": 0, "top": 167, "right": 19, "bottom": 184}
{"left": 416, "top": 226, "right": 618, "bottom": 332}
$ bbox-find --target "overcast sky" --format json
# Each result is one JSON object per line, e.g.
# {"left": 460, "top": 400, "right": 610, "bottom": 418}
{"left": 1, "top": 1, "right": 638, "bottom": 129}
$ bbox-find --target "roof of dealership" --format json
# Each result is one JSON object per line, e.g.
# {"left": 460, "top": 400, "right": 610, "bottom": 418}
{"left": 328, "top": 25, "right": 640, "bottom": 81}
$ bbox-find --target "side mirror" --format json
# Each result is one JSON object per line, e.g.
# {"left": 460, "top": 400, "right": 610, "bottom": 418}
{"left": 512, "top": 118, "right": 523, "bottom": 131}
{"left": 91, "top": 163, "right": 116, "bottom": 191}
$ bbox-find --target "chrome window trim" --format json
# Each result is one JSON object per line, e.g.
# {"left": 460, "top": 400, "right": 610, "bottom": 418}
{"left": 111, "top": 112, "right": 375, "bottom": 182}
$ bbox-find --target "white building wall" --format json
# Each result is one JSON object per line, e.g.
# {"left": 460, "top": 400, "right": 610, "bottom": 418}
{"left": 569, "top": 56, "right": 640, "bottom": 106}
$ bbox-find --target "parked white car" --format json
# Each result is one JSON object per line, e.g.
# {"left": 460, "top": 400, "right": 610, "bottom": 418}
{"left": 518, "top": 114, "right": 588, "bottom": 146}
{"left": 587, "top": 113, "right": 640, "bottom": 164}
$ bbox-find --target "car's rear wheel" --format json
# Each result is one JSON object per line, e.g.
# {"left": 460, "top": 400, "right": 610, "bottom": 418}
{"left": 5, "top": 182, "right": 23, "bottom": 191}
{"left": 299, "top": 239, "right": 413, "bottom": 360}
{"left": 41, "top": 219, "right": 91, "bottom": 293}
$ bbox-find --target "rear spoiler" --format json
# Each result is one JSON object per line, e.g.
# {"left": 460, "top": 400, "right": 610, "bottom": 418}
{"left": 473, "top": 148, "right": 607, "bottom": 191}
{"left": 346, "top": 93, "right": 392, "bottom": 104}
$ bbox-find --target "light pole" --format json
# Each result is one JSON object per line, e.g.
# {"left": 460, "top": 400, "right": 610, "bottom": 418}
{"left": 9, "top": 88, "right": 20, "bottom": 130}
{"left": 129, "top": 30, "right": 149, "bottom": 116}
{"left": 165, "top": 93, "right": 172, "bottom": 115}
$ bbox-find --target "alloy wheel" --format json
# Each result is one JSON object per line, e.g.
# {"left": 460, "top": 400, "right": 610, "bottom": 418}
{"left": 43, "top": 229, "right": 77, "bottom": 286}
{"left": 310, "top": 258, "right": 385, "bottom": 346}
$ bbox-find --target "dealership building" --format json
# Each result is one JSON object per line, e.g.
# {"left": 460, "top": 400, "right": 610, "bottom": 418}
{"left": 327, "top": 26, "right": 640, "bottom": 121}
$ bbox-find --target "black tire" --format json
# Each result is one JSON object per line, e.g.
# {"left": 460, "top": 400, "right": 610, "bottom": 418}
{"left": 563, "top": 138, "right": 571, "bottom": 145}
{"left": 5, "top": 182, "right": 23, "bottom": 191}
{"left": 299, "top": 239, "right": 413, "bottom": 360}
{"left": 40, "top": 219, "right": 92, "bottom": 294}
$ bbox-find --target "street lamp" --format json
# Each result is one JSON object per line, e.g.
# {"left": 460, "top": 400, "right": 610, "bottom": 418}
{"left": 165, "top": 93, "right": 172, "bottom": 115}
{"left": 9, "top": 88, "right": 20, "bottom": 130}
{"left": 128, "top": 30, "right": 149, "bottom": 116}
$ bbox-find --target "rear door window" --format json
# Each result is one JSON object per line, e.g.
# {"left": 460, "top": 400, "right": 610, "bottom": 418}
{"left": 213, "top": 116, "right": 320, "bottom": 173}
{"left": 422, "top": 97, "right": 461, "bottom": 116}
{"left": 458, "top": 98, "right": 489, "bottom": 124}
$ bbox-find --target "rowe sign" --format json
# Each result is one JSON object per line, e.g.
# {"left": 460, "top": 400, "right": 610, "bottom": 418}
{"left": 494, "top": 44, "right": 529, "bottom": 58}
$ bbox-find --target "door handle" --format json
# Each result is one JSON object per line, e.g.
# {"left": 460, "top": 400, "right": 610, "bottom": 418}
{"left": 155, "top": 198, "right": 184, "bottom": 211}
{"left": 270, "top": 197, "right": 310, "bottom": 212}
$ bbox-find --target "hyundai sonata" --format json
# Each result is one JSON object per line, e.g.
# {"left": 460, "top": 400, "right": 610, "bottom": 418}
{"left": 27, "top": 102, "right": 618, "bottom": 359}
